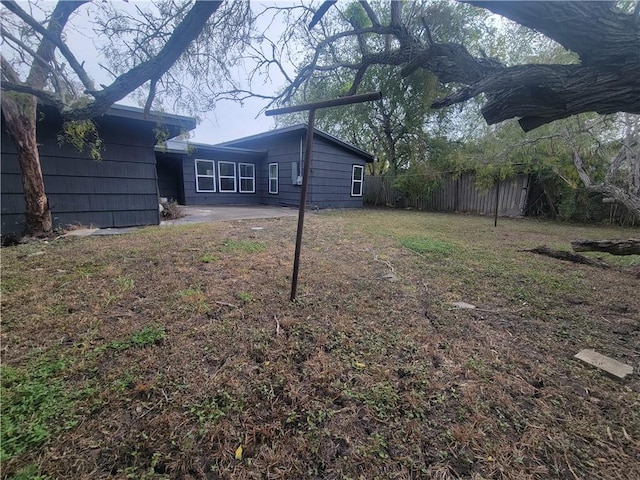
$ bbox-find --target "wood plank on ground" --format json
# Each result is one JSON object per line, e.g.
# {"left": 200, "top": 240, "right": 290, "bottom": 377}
{"left": 574, "top": 349, "right": 634, "bottom": 380}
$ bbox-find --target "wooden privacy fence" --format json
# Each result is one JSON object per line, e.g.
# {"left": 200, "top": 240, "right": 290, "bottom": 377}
{"left": 364, "top": 173, "right": 531, "bottom": 217}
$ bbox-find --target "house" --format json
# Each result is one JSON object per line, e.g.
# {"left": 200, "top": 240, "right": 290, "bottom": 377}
{"left": 2, "top": 107, "right": 373, "bottom": 235}
{"left": 156, "top": 124, "right": 373, "bottom": 209}
{"left": 1, "top": 104, "right": 194, "bottom": 234}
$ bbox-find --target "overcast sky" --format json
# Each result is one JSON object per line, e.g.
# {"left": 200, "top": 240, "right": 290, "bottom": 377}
{"left": 184, "top": 95, "right": 278, "bottom": 145}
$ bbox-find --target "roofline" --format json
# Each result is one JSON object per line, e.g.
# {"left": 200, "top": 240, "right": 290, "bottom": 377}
{"left": 155, "top": 141, "right": 266, "bottom": 157}
{"left": 215, "top": 123, "right": 375, "bottom": 162}
{"left": 105, "top": 104, "right": 196, "bottom": 132}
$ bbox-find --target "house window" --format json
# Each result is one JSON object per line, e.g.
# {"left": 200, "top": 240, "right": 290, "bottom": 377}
{"left": 195, "top": 159, "right": 216, "bottom": 192}
{"left": 218, "top": 161, "right": 236, "bottom": 192}
{"left": 269, "top": 163, "right": 278, "bottom": 194}
{"left": 351, "top": 165, "right": 364, "bottom": 196}
{"left": 239, "top": 163, "right": 255, "bottom": 193}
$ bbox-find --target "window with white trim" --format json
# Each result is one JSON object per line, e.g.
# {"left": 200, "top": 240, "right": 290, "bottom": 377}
{"left": 195, "top": 159, "right": 216, "bottom": 192}
{"left": 269, "top": 163, "right": 278, "bottom": 194}
{"left": 351, "top": 165, "right": 364, "bottom": 196}
{"left": 239, "top": 163, "right": 255, "bottom": 193}
{"left": 218, "top": 161, "right": 236, "bottom": 192}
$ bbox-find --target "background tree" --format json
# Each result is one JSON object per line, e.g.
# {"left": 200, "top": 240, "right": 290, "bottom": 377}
{"left": 281, "top": 1, "right": 640, "bottom": 132}
{"left": 1, "top": 0, "right": 252, "bottom": 236}
{"left": 272, "top": 1, "right": 507, "bottom": 176}
{"left": 448, "top": 113, "right": 640, "bottom": 222}
{"left": 265, "top": 1, "right": 639, "bottom": 221}
{"left": 566, "top": 114, "right": 640, "bottom": 221}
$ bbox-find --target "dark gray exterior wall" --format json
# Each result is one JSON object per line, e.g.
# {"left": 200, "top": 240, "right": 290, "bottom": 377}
{"left": 232, "top": 132, "right": 304, "bottom": 207}
{"left": 307, "top": 136, "right": 366, "bottom": 208}
{"left": 1, "top": 113, "right": 160, "bottom": 234}
{"left": 219, "top": 130, "right": 367, "bottom": 209}
{"left": 160, "top": 128, "right": 370, "bottom": 210}
{"left": 180, "top": 148, "right": 264, "bottom": 206}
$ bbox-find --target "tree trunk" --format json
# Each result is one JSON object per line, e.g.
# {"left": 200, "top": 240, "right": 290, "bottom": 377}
{"left": 522, "top": 246, "right": 611, "bottom": 269}
{"left": 586, "top": 183, "right": 640, "bottom": 223}
{"left": 571, "top": 239, "right": 640, "bottom": 256}
{"left": 537, "top": 175, "right": 558, "bottom": 218}
{"left": 1, "top": 94, "right": 52, "bottom": 236}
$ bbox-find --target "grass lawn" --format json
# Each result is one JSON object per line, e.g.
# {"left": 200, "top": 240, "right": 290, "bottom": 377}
{"left": 1, "top": 209, "right": 639, "bottom": 479}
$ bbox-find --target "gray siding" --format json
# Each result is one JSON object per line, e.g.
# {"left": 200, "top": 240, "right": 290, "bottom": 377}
{"left": 222, "top": 131, "right": 367, "bottom": 209}
{"left": 256, "top": 133, "right": 303, "bottom": 207}
{"left": 308, "top": 136, "right": 366, "bottom": 208}
{"left": 218, "top": 132, "right": 303, "bottom": 207}
{"left": 1, "top": 113, "right": 160, "bottom": 234}
{"left": 181, "top": 151, "right": 262, "bottom": 206}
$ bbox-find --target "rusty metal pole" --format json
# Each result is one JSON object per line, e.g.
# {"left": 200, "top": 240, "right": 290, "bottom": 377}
{"left": 290, "top": 108, "right": 316, "bottom": 301}
{"left": 494, "top": 176, "right": 500, "bottom": 227}
{"left": 266, "top": 92, "right": 382, "bottom": 301}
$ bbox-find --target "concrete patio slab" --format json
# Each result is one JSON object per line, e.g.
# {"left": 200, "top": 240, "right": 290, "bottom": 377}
{"left": 162, "top": 205, "right": 299, "bottom": 225}
{"left": 61, "top": 206, "right": 299, "bottom": 237}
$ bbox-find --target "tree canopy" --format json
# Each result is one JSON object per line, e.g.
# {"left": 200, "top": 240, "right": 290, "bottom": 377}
{"left": 283, "top": 1, "right": 640, "bottom": 132}
{"left": 1, "top": 0, "right": 252, "bottom": 120}
{"left": 273, "top": 1, "right": 501, "bottom": 173}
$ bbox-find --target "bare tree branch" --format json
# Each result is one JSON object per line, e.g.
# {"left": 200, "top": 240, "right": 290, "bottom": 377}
{"left": 1, "top": 26, "right": 66, "bottom": 96}
{"left": 282, "top": 1, "right": 640, "bottom": 131}
{"left": 1, "top": 55, "right": 20, "bottom": 83}
{"left": 390, "top": 1, "right": 401, "bottom": 27}
{"left": 571, "top": 150, "right": 592, "bottom": 187}
{"left": 66, "top": 1, "right": 223, "bottom": 119}
{"left": 358, "top": 1, "right": 381, "bottom": 28}
{"left": 309, "top": 1, "right": 336, "bottom": 29}
{"left": 3, "top": 0, "right": 94, "bottom": 91}
{"left": 144, "top": 77, "right": 158, "bottom": 119}
{"left": 0, "top": 79, "right": 64, "bottom": 109}
{"left": 465, "top": 1, "right": 639, "bottom": 66}
{"left": 347, "top": 66, "right": 369, "bottom": 96}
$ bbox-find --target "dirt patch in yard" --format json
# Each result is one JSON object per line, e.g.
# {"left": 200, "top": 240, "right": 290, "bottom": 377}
{"left": 1, "top": 210, "right": 639, "bottom": 479}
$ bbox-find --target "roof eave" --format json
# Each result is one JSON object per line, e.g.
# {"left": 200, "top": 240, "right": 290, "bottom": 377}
{"left": 215, "top": 124, "right": 375, "bottom": 162}
{"left": 155, "top": 142, "right": 267, "bottom": 157}
{"left": 105, "top": 105, "right": 196, "bottom": 133}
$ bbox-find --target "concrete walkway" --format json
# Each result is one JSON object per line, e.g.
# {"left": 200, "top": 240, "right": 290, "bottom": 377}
{"left": 164, "top": 205, "right": 298, "bottom": 225}
{"left": 64, "top": 205, "right": 299, "bottom": 237}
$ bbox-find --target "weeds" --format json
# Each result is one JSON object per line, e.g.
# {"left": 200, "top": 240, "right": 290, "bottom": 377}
{"left": 109, "top": 326, "right": 166, "bottom": 351}
{"left": 187, "top": 389, "right": 241, "bottom": 425}
{"left": 200, "top": 254, "right": 218, "bottom": 263}
{"left": 222, "top": 239, "right": 266, "bottom": 253}
{"left": 160, "top": 200, "right": 184, "bottom": 220}
{"left": 400, "top": 236, "right": 455, "bottom": 256}
{"left": 237, "top": 292, "right": 253, "bottom": 303}
{"left": 176, "top": 286, "right": 210, "bottom": 313}
{"left": 115, "top": 276, "right": 135, "bottom": 290}
{"left": 343, "top": 382, "right": 399, "bottom": 420}
{"left": 0, "top": 357, "right": 86, "bottom": 463}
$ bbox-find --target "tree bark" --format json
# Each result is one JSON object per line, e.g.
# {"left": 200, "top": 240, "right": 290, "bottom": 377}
{"left": 585, "top": 182, "right": 640, "bottom": 223}
{"left": 571, "top": 148, "right": 640, "bottom": 222}
{"left": 571, "top": 239, "right": 640, "bottom": 256}
{"left": 1, "top": 93, "right": 52, "bottom": 236}
{"left": 466, "top": 1, "right": 639, "bottom": 67}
